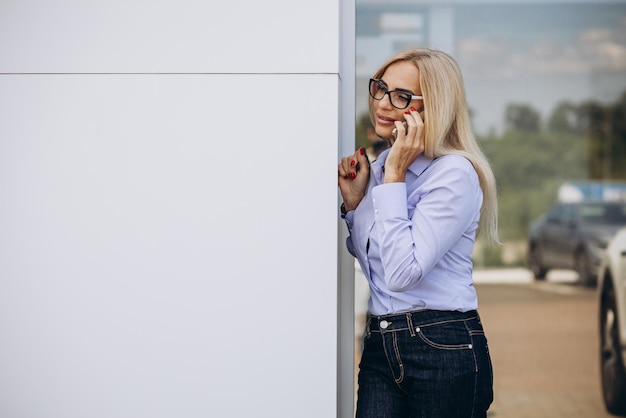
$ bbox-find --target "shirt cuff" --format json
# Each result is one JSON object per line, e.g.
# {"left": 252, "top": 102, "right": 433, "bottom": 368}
{"left": 371, "top": 182, "right": 408, "bottom": 220}
{"left": 343, "top": 209, "right": 354, "bottom": 229}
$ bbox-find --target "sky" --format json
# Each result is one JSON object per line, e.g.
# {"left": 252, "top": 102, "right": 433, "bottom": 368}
{"left": 357, "top": 1, "right": 626, "bottom": 134}
{"left": 456, "top": 3, "right": 626, "bottom": 133}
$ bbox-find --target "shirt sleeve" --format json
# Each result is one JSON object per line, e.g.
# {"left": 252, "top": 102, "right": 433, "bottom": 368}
{"left": 371, "top": 157, "right": 482, "bottom": 292}
{"left": 343, "top": 210, "right": 357, "bottom": 257}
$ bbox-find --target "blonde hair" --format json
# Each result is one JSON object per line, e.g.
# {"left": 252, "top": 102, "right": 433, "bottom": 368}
{"left": 369, "top": 48, "right": 499, "bottom": 243}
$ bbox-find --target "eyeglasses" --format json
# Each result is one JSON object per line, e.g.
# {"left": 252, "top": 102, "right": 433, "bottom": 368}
{"left": 369, "top": 78, "right": 423, "bottom": 110}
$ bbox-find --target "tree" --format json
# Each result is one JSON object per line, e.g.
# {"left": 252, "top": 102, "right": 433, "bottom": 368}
{"left": 355, "top": 112, "right": 372, "bottom": 150}
{"left": 504, "top": 104, "right": 541, "bottom": 133}
{"left": 576, "top": 100, "right": 605, "bottom": 135}
{"left": 547, "top": 101, "right": 579, "bottom": 134}
{"left": 607, "top": 92, "right": 626, "bottom": 178}
{"left": 576, "top": 100, "right": 605, "bottom": 179}
{"left": 479, "top": 130, "right": 587, "bottom": 239}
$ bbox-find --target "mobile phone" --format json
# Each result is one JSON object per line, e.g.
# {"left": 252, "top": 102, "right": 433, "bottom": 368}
{"left": 392, "top": 108, "right": 425, "bottom": 139}
{"left": 392, "top": 122, "right": 408, "bottom": 140}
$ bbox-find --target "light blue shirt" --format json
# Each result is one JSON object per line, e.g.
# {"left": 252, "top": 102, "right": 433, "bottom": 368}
{"left": 343, "top": 149, "right": 482, "bottom": 316}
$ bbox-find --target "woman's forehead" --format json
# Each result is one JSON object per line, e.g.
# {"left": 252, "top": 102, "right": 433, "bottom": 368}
{"left": 381, "top": 61, "right": 420, "bottom": 91}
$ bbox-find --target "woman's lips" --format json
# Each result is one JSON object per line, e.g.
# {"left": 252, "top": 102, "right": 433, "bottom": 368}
{"left": 376, "top": 113, "right": 396, "bottom": 126}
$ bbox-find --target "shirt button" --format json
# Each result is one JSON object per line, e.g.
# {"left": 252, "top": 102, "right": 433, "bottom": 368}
{"left": 380, "top": 320, "right": 389, "bottom": 329}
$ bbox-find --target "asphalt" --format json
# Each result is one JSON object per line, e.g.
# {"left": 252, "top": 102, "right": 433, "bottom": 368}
{"left": 353, "top": 268, "right": 621, "bottom": 418}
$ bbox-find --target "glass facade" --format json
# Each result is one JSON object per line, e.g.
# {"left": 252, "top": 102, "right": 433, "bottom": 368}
{"left": 356, "top": 0, "right": 626, "bottom": 246}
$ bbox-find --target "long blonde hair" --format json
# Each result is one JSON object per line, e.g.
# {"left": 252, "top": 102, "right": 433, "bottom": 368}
{"left": 369, "top": 48, "right": 499, "bottom": 243}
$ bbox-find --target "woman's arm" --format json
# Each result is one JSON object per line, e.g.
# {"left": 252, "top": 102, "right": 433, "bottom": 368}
{"left": 373, "top": 156, "right": 481, "bottom": 292}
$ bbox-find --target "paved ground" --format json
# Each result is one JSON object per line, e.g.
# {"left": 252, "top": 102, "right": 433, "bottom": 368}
{"left": 477, "top": 278, "right": 614, "bottom": 418}
{"left": 353, "top": 268, "right": 621, "bottom": 417}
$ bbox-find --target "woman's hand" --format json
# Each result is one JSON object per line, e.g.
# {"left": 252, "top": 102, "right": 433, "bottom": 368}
{"left": 385, "top": 107, "right": 425, "bottom": 183}
{"left": 338, "top": 147, "right": 370, "bottom": 211}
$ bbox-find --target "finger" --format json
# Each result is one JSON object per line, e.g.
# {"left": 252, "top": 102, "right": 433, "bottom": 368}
{"left": 407, "top": 107, "right": 424, "bottom": 126}
{"left": 403, "top": 108, "right": 424, "bottom": 140}
{"left": 340, "top": 156, "right": 356, "bottom": 179}
{"left": 348, "top": 151, "right": 361, "bottom": 179}
{"left": 403, "top": 110, "right": 415, "bottom": 127}
{"left": 354, "top": 147, "right": 370, "bottom": 175}
{"left": 393, "top": 119, "right": 408, "bottom": 139}
{"left": 347, "top": 155, "right": 358, "bottom": 177}
{"left": 338, "top": 159, "right": 350, "bottom": 179}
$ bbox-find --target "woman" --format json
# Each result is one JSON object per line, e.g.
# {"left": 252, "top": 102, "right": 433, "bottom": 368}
{"left": 338, "top": 49, "right": 497, "bottom": 418}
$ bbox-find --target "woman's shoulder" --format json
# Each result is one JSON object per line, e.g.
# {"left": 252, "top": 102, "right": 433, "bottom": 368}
{"left": 431, "top": 153, "right": 476, "bottom": 174}
{"left": 423, "top": 154, "right": 480, "bottom": 191}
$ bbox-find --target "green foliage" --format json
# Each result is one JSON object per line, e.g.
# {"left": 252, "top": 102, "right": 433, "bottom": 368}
{"left": 355, "top": 113, "right": 372, "bottom": 151}
{"left": 479, "top": 92, "right": 626, "bottom": 245}
{"left": 504, "top": 103, "right": 542, "bottom": 133}
{"left": 353, "top": 92, "right": 626, "bottom": 261}
{"left": 479, "top": 130, "right": 588, "bottom": 239}
{"left": 473, "top": 242, "right": 505, "bottom": 268}
{"left": 547, "top": 101, "right": 579, "bottom": 134}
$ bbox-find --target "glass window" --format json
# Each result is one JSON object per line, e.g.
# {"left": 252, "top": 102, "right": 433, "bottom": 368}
{"left": 356, "top": 0, "right": 626, "bottom": 260}
{"left": 580, "top": 203, "right": 626, "bottom": 224}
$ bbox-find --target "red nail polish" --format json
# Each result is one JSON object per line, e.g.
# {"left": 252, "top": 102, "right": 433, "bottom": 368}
{"left": 359, "top": 147, "right": 364, "bottom": 155}
{"left": 405, "top": 111, "right": 410, "bottom": 115}
{"left": 410, "top": 107, "right": 416, "bottom": 112}
{"left": 350, "top": 160, "right": 355, "bottom": 167}
{"left": 350, "top": 172, "right": 356, "bottom": 179}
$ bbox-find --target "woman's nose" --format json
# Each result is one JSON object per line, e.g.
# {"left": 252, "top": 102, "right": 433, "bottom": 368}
{"left": 378, "top": 92, "right": 394, "bottom": 109}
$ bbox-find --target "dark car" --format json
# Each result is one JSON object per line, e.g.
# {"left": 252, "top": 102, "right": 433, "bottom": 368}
{"left": 528, "top": 201, "right": 626, "bottom": 286}
{"left": 598, "top": 227, "right": 626, "bottom": 416}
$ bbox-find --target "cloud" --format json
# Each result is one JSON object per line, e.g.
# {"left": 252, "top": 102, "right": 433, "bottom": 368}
{"left": 458, "top": 15, "right": 626, "bottom": 80}
{"left": 456, "top": 38, "right": 518, "bottom": 79}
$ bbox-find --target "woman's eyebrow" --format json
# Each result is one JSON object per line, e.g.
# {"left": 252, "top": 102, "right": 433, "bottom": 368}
{"left": 394, "top": 87, "right": 415, "bottom": 94}
{"left": 380, "top": 79, "right": 415, "bottom": 95}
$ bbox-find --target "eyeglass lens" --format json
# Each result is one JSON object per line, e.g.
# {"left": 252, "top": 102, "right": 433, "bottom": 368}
{"left": 369, "top": 79, "right": 412, "bottom": 109}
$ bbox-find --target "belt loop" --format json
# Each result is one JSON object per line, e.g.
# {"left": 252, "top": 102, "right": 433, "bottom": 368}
{"left": 406, "top": 313, "right": 416, "bottom": 337}
{"left": 366, "top": 316, "right": 371, "bottom": 338}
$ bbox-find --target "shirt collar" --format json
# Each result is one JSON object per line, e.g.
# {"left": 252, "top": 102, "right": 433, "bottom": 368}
{"left": 371, "top": 149, "right": 434, "bottom": 184}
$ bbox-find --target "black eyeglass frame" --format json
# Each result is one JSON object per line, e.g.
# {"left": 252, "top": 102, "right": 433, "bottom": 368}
{"left": 369, "top": 78, "right": 423, "bottom": 110}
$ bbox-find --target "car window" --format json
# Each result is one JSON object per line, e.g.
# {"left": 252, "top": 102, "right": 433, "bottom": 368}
{"left": 546, "top": 205, "right": 564, "bottom": 224}
{"left": 562, "top": 205, "right": 576, "bottom": 222}
{"left": 580, "top": 204, "right": 626, "bottom": 225}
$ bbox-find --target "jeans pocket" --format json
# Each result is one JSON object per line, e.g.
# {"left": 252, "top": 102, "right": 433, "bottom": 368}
{"left": 415, "top": 320, "right": 473, "bottom": 350}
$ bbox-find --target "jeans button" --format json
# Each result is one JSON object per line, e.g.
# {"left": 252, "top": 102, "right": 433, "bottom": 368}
{"left": 380, "top": 320, "right": 389, "bottom": 329}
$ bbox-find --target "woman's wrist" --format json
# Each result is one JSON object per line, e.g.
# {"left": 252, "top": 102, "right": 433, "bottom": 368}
{"left": 343, "top": 202, "right": 356, "bottom": 212}
{"left": 383, "top": 170, "right": 406, "bottom": 183}
{"left": 343, "top": 196, "right": 363, "bottom": 212}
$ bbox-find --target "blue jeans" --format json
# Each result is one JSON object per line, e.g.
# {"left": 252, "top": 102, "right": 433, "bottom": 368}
{"left": 356, "top": 310, "right": 493, "bottom": 418}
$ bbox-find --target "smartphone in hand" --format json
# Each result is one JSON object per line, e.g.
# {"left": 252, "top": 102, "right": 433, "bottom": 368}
{"left": 392, "top": 121, "right": 408, "bottom": 140}
{"left": 392, "top": 108, "right": 424, "bottom": 140}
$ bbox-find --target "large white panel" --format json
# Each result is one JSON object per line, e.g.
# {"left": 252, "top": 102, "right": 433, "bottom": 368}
{"left": 0, "top": 0, "right": 338, "bottom": 74}
{"left": 0, "top": 74, "right": 338, "bottom": 418}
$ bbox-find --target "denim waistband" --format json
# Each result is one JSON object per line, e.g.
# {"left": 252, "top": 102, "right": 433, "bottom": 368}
{"left": 367, "top": 309, "right": 479, "bottom": 332}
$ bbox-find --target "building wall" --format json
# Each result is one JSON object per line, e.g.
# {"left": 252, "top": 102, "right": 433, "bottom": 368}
{"left": 0, "top": 1, "right": 354, "bottom": 417}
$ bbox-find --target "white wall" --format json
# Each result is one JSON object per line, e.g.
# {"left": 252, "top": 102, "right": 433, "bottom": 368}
{"left": 0, "top": 1, "right": 354, "bottom": 417}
